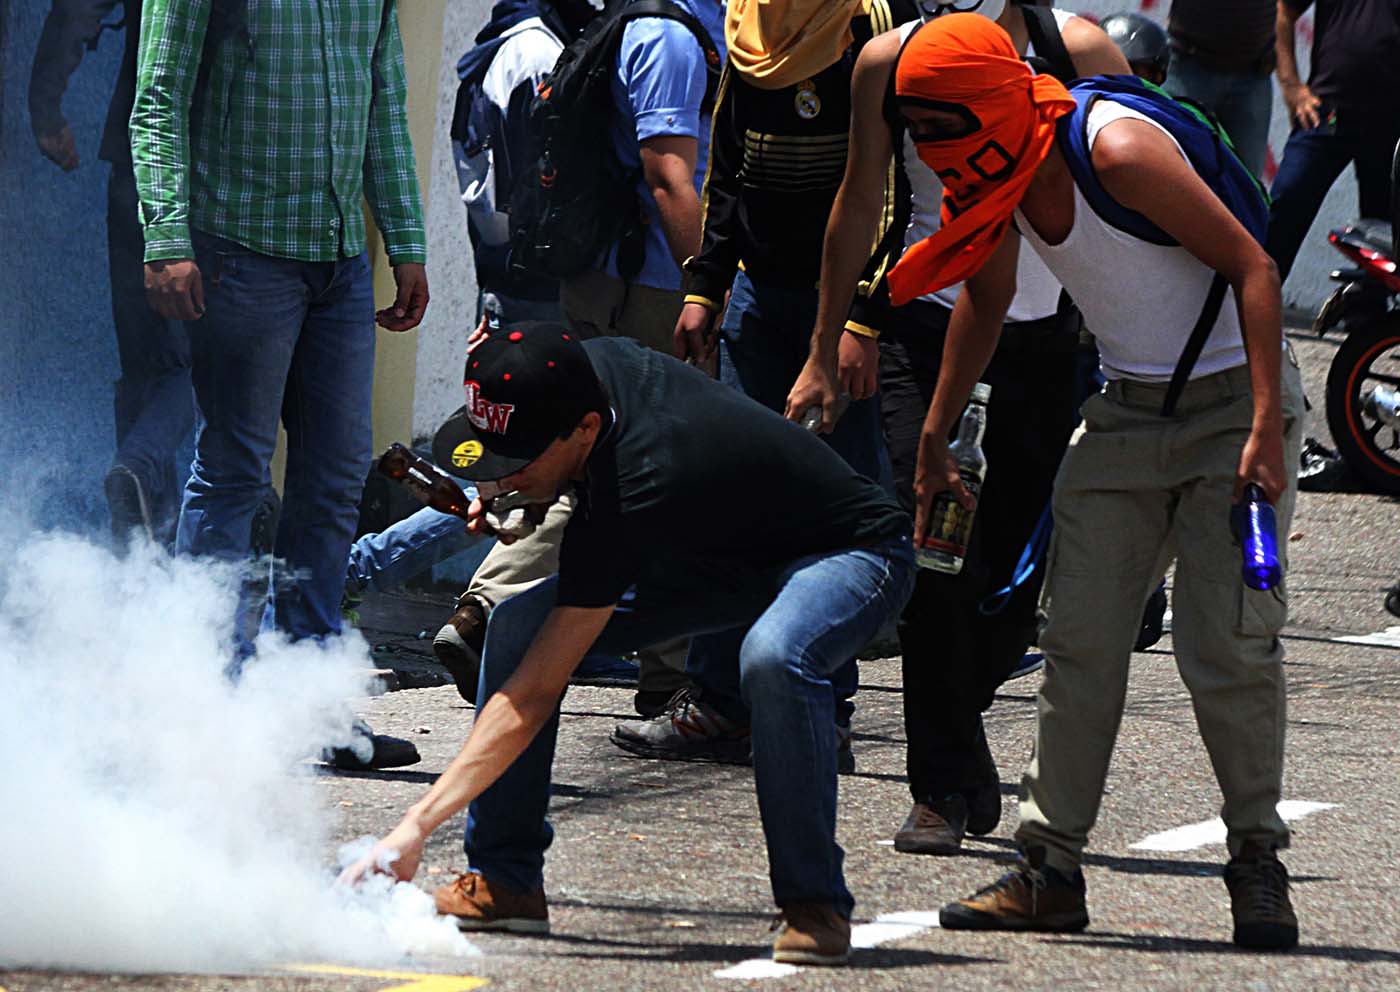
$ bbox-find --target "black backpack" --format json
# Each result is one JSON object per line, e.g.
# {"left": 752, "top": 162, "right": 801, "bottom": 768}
{"left": 507, "top": 0, "right": 721, "bottom": 282}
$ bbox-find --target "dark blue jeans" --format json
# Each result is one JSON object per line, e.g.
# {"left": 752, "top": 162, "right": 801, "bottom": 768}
{"left": 1164, "top": 54, "right": 1272, "bottom": 179}
{"left": 1267, "top": 113, "right": 1400, "bottom": 282}
{"left": 108, "top": 165, "right": 194, "bottom": 538}
{"left": 463, "top": 535, "right": 915, "bottom": 915}
{"left": 717, "top": 270, "right": 887, "bottom": 482}
{"left": 177, "top": 230, "right": 376, "bottom": 644}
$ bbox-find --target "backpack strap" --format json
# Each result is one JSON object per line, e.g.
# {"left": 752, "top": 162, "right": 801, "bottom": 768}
{"left": 1160, "top": 273, "right": 1229, "bottom": 417}
{"left": 616, "top": 0, "right": 722, "bottom": 113}
{"left": 1021, "top": 6, "right": 1075, "bottom": 84}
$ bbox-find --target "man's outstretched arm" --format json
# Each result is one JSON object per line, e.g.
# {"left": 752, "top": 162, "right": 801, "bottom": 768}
{"left": 913, "top": 229, "right": 1019, "bottom": 543}
{"left": 785, "top": 32, "right": 899, "bottom": 428}
{"left": 342, "top": 602, "right": 616, "bottom": 885}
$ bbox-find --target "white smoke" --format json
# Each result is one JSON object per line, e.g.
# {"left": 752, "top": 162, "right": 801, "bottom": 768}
{"left": 0, "top": 529, "right": 473, "bottom": 973}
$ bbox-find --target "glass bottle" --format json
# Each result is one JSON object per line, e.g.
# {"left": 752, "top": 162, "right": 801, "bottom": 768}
{"left": 917, "top": 383, "right": 992, "bottom": 574}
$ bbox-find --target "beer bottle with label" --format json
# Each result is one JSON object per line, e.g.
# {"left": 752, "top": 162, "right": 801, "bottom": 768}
{"left": 917, "top": 383, "right": 991, "bottom": 574}
{"left": 377, "top": 443, "right": 473, "bottom": 520}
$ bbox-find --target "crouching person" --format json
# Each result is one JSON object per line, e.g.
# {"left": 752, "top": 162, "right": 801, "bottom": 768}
{"left": 344, "top": 322, "right": 914, "bottom": 965}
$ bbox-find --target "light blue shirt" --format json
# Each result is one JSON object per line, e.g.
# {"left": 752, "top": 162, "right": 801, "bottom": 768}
{"left": 604, "top": 0, "right": 726, "bottom": 291}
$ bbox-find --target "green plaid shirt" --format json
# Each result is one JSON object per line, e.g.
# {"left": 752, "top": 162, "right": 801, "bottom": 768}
{"left": 131, "top": 0, "right": 427, "bottom": 265}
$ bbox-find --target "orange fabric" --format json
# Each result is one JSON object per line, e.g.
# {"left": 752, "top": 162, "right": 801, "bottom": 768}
{"left": 886, "top": 14, "right": 1076, "bottom": 306}
{"left": 726, "top": 0, "right": 870, "bottom": 91}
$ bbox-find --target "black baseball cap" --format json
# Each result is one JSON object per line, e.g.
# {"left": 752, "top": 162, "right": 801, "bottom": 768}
{"left": 432, "top": 321, "right": 606, "bottom": 481}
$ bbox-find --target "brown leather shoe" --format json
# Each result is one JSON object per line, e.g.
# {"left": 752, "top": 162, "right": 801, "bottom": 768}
{"left": 772, "top": 902, "right": 851, "bottom": 965}
{"left": 894, "top": 795, "right": 968, "bottom": 855}
{"left": 433, "top": 872, "right": 549, "bottom": 933}
{"left": 433, "top": 595, "right": 487, "bottom": 703}
{"left": 1225, "top": 842, "right": 1298, "bottom": 951}
{"left": 940, "top": 848, "right": 1089, "bottom": 931}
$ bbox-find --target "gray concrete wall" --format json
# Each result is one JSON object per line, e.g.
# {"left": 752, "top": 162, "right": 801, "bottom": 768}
{"left": 411, "top": 0, "right": 493, "bottom": 443}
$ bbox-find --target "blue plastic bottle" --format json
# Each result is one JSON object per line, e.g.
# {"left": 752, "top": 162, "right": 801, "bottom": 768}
{"left": 1232, "top": 483, "right": 1281, "bottom": 591}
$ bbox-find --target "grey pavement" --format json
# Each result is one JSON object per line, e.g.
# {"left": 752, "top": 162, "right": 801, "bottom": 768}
{"left": 5, "top": 330, "right": 1400, "bottom": 992}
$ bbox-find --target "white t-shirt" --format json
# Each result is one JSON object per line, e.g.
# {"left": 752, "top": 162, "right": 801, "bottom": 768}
{"left": 897, "top": 10, "right": 1075, "bottom": 322}
{"left": 1015, "top": 99, "right": 1249, "bottom": 382}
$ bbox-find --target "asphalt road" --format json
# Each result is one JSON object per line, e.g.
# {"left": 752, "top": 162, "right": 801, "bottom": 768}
{"left": 5, "top": 329, "right": 1400, "bottom": 992}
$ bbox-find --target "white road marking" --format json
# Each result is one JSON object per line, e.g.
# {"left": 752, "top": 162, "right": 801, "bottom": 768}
{"left": 715, "top": 959, "right": 800, "bottom": 980}
{"left": 851, "top": 911, "right": 943, "bottom": 948}
{"left": 1335, "top": 625, "right": 1400, "bottom": 647}
{"left": 713, "top": 911, "right": 941, "bottom": 980}
{"left": 1130, "top": 801, "right": 1338, "bottom": 852}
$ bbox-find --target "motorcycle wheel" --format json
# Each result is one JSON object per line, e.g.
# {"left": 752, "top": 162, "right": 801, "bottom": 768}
{"left": 1325, "top": 316, "right": 1400, "bottom": 496}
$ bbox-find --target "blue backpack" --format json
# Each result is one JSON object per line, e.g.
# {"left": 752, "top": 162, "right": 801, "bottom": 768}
{"left": 1055, "top": 75, "right": 1271, "bottom": 415}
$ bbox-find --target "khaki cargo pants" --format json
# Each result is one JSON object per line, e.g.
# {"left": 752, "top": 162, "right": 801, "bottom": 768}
{"left": 1016, "top": 357, "right": 1305, "bottom": 871}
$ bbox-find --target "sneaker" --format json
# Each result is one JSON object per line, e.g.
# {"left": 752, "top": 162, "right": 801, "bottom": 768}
{"left": 610, "top": 688, "right": 752, "bottom": 764}
{"left": 434, "top": 595, "right": 487, "bottom": 704}
{"left": 940, "top": 848, "right": 1089, "bottom": 931}
{"left": 434, "top": 871, "right": 550, "bottom": 934}
{"left": 966, "top": 783, "right": 1002, "bottom": 837}
{"left": 771, "top": 902, "right": 851, "bottom": 966}
{"left": 103, "top": 465, "right": 153, "bottom": 543}
{"left": 894, "top": 795, "right": 968, "bottom": 855}
{"left": 1225, "top": 843, "right": 1298, "bottom": 951}
{"left": 321, "top": 719, "right": 421, "bottom": 771}
{"left": 1003, "top": 652, "right": 1045, "bottom": 683}
{"left": 836, "top": 722, "right": 856, "bottom": 775}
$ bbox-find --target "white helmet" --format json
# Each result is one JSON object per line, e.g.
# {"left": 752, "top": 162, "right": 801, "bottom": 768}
{"left": 917, "top": 0, "right": 1008, "bottom": 24}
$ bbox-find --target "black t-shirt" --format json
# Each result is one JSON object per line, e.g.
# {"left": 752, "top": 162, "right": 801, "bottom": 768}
{"left": 555, "top": 338, "right": 910, "bottom": 608}
{"left": 1169, "top": 0, "right": 1277, "bottom": 72}
{"left": 1291, "top": 0, "right": 1400, "bottom": 115}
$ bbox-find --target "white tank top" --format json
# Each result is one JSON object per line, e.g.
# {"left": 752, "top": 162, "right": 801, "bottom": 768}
{"left": 1014, "top": 99, "right": 1248, "bottom": 382}
{"left": 898, "top": 11, "right": 1075, "bottom": 322}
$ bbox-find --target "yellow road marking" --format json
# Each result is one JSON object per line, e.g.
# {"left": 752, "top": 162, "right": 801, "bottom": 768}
{"left": 286, "top": 963, "right": 488, "bottom": 992}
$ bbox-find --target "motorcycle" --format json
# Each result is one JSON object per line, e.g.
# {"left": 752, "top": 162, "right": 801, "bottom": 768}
{"left": 1315, "top": 140, "right": 1400, "bottom": 495}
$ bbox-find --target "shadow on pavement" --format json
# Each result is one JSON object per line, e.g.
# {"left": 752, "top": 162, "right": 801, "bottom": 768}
{"left": 316, "top": 766, "right": 440, "bottom": 784}
{"left": 1052, "top": 931, "right": 1400, "bottom": 963}
{"left": 537, "top": 931, "right": 998, "bottom": 969}
{"left": 963, "top": 837, "right": 1335, "bottom": 882}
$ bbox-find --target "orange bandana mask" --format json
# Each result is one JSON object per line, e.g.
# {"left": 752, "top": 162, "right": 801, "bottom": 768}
{"left": 886, "top": 14, "right": 1076, "bottom": 306}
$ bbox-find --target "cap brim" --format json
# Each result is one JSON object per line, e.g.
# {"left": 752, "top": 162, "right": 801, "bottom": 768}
{"left": 432, "top": 406, "right": 538, "bottom": 481}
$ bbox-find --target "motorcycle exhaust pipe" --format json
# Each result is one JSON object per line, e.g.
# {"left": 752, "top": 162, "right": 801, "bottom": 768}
{"left": 1363, "top": 384, "right": 1400, "bottom": 428}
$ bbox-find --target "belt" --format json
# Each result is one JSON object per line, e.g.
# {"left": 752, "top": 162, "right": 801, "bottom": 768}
{"left": 1105, "top": 363, "right": 1253, "bottom": 414}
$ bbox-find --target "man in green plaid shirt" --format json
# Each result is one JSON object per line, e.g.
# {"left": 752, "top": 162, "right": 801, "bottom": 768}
{"left": 130, "top": 0, "right": 429, "bottom": 770}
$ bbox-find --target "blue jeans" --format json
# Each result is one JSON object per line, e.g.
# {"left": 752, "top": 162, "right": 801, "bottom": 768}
{"left": 108, "top": 165, "right": 194, "bottom": 538}
{"left": 718, "top": 270, "right": 887, "bottom": 483}
{"left": 1267, "top": 113, "right": 1400, "bottom": 281}
{"left": 463, "top": 535, "right": 915, "bottom": 914}
{"left": 177, "top": 230, "right": 376, "bottom": 643}
{"left": 1164, "top": 54, "right": 1272, "bottom": 179}
{"left": 345, "top": 505, "right": 479, "bottom": 597}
